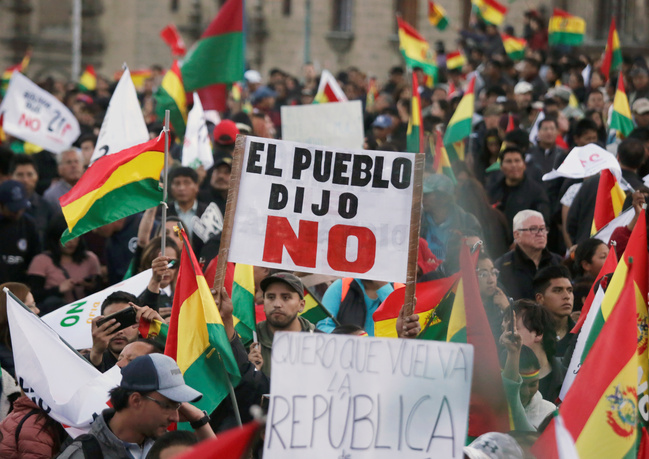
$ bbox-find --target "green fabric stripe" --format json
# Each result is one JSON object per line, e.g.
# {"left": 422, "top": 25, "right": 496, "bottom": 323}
{"left": 448, "top": 327, "right": 467, "bottom": 343}
{"left": 183, "top": 322, "right": 241, "bottom": 413}
{"left": 444, "top": 118, "right": 472, "bottom": 145}
{"left": 61, "top": 179, "right": 162, "bottom": 244}
{"left": 581, "top": 310, "right": 605, "bottom": 361}
{"left": 402, "top": 53, "right": 438, "bottom": 82}
{"left": 300, "top": 305, "right": 330, "bottom": 324}
{"left": 507, "top": 50, "right": 525, "bottom": 61}
{"left": 442, "top": 166, "right": 457, "bottom": 184}
{"left": 445, "top": 142, "right": 462, "bottom": 163}
{"left": 181, "top": 33, "right": 245, "bottom": 91}
{"left": 435, "top": 17, "right": 449, "bottom": 31}
{"left": 235, "top": 322, "right": 254, "bottom": 345}
{"left": 548, "top": 31, "right": 584, "bottom": 46}
{"left": 611, "top": 110, "right": 635, "bottom": 137}
{"left": 232, "top": 284, "right": 256, "bottom": 331}
{"left": 154, "top": 87, "right": 186, "bottom": 138}
{"left": 611, "top": 50, "right": 623, "bottom": 71}
{"left": 406, "top": 125, "right": 420, "bottom": 153}
{"left": 417, "top": 291, "right": 456, "bottom": 341}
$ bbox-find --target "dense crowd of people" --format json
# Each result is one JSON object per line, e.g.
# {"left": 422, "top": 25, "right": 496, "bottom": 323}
{"left": 0, "top": 7, "right": 649, "bottom": 457}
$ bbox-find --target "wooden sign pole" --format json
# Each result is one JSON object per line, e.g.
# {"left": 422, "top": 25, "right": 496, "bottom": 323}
{"left": 212, "top": 134, "right": 247, "bottom": 302}
{"left": 400, "top": 153, "right": 425, "bottom": 318}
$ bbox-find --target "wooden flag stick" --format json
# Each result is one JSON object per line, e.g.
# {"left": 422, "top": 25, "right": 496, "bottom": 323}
{"left": 212, "top": 134, "right": 247, "bottom": 303}
{"left": 400, "top": 153, "right": 425, "bottom": 318}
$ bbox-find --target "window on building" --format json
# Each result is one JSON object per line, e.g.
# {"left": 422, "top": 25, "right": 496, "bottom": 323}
{"left": 283, "top": 0, "right": 292, "bottom": 16}
{"left": 395, "top": 0, "right": 418, "bottom": 29}
{"left": 596, "top": 0, "right": 649, "bottom": 43}
{"left": 332, "top": 0, "right": 353, "bottom": 32}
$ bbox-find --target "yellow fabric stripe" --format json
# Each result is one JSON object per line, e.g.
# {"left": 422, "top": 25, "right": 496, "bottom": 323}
{"left": 398, "top": 30, "right": 433, "bottom": 62}
{"left": 575, "top": 357, "right": 637, "bottom": 458}
{"left": 161, "top": 69, "right": 188, "bottom": 120}
{"left": 446, "top": 279, "right": 466, "bottom": 340}
{"left": 233, "top": 264, "right": 255, "bottom": 296}
{"left": 374, "top": 310, "right": 436, "bottom": 338}
{"left": 61, "top": 151, "right": 163, "bottom": 231}
{"left": 176, "top": 274, "right": 224, "bottom": 373}
{"left": 614, "top": 89, "right": 632, "bottom": 119}
{"left": 549, "top": 15, "right": 586, "bottom": 34}
{"left": 611, "top": 183, "right": 626, "bottom": 215}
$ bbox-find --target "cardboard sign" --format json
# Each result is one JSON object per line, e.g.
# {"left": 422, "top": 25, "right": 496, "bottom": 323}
{"left": 281, "top": 100, "right": 364, "bottom": 150}
{"left": 41, "top": 269, "right": 152, "bottom": 349}
{"left": 264, "top": 333, "right": 473, "bottom": 459}
{"left": 228, "top": 136, "right": 415, "bottom": 283}
{"left": 0, "top": 72, "right": 80, "bottom": 153}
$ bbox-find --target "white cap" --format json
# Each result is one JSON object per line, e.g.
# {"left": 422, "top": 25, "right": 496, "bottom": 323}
{"left": 514, "top": 81, "right": 533, "bottom": 95}
{"left": 244, "top": 69, "right": 262, "bottom": 84}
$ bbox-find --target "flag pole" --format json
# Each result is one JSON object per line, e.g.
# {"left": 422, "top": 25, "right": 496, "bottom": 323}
{"left": 400, "top": 153, "right": 425, "bottom": 318}
{"left": 161, "top": 110, "right": 170, "bottom": 256}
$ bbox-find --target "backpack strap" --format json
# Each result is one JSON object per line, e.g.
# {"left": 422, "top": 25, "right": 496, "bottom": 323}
{"left": 75, "top": 434, "right": 104, "bottom": 459}
{"left": 14, "top": 408, "right": 40, "bottom": 446}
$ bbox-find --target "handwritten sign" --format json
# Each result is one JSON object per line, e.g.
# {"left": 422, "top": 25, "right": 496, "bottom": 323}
{"left": 263, "top": 333, "right": 473, "bottom": 459}
{"left": 0, "top": 72, "right": 80, "bottom": 154}
{"left": 229, "top": 136, "right": 415, "bottom": 282}
{"left": 281, "top": 100, "right": 364, "bottom": 150}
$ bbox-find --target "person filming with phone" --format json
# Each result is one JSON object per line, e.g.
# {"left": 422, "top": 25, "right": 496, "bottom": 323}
{"left": 86, "top": 291, "right": 163, "bottom": 372}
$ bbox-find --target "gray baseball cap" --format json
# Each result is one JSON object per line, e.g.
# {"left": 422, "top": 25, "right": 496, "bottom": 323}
{"left": 260, "top": 272, "right": 304, "bottom": 298}
{"left": 120, "top": 354, "right": 202, "bottom": 403}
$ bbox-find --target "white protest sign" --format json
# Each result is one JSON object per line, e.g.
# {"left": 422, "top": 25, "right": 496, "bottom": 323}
{"left": 281, "top": 100, "right": 364, "bottom": 150}
{"left": 182, "top": 93, "right": 214, "bottom": 170}
{"left": 229, "top": 136, "right": 415, "bottom": 282}
{"left": 42, "top": 269, "right": 152, "bottom": 349}
{"left": 0, "top": 72, "right": 80, "bottom": 153}
{"left": 6, "top": 291, "right": 121, "bottom": 433}
{"left": 90, "top": 67, "right": 149, "bottom": 164}
{"left": 264, "top": 333, "right": 473, "bottom": 459}
{"left": 542, "top": 144, "right": 621, "bottom": 181}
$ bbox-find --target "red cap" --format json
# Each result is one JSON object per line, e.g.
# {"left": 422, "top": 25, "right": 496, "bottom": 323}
{"left": 213, "top": 120, "right": 239, "bottom": 145}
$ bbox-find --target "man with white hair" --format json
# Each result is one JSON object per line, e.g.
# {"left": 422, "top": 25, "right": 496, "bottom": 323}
{"left": 494, "top": 210, "right": 563, "bottom": 300}
{"left": 43, "top": 148, "right": 84, "bottom": 214}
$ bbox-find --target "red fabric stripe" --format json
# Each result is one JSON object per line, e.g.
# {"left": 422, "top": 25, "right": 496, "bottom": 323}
{"left": 601, "top": 18, "right": 617, "bottom": 79}
{"left": 323, "top": 84, "right": 338, "bottom": 102}
{"left": 483, "top": 0, "right": 508, "bottom": 15}
{"left": 572, "top": 247, "right": 617, "bottom": 333}
{"left": 201, "top": 0, "right": 243, "bottom": 37}
{"left": 593, "top": 169, "right": 618, "bottom": 230}
{"left": 397, "top": 17, "right": 426, "bottom": 42}
{"left": 466, "top": 75, "right": 476, "bottom": 95}
{"left": 552, "top": 7, "right": 574, "bottom": 18}
{"left": 59, "top": 134, "right": 165, "bottom": 206}
{"left": 531, "top": 417, "right": 560, "bottom": 459}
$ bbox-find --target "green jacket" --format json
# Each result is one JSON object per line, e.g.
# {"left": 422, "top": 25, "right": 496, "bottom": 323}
{"left": 256, "top": 316, "right": 316, "bottom": 378}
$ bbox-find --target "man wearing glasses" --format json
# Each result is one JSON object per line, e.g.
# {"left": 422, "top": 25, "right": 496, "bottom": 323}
{"left": 58, "top": 354, "right": 212, "bottom": 459}
{"left": 495, "top": 210, "right": 563, "bottom": 301}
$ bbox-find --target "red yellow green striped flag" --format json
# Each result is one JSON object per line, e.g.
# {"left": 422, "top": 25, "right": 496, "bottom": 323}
{"left": 446, "top": 50, "right": 466, "bottom": 71}
{"left": 180, "top": 0, "right": 244, "bottom": 92}
{"left": 59, "top": 134, "right": 165, "bottom": 244}
{"left": 472, "top": 0, "right": 508, "bottom": 26}
{"left": 610, "top": 72, "right": 634, "bottom": 138}
{"left": 78, "top": 65, "right": 97, "bottom": 92}
{"left": 314, "top": 69, "right": 348, "bottom": 104}
{"left": 166, "top": 228, "right": 241, "bottom": 414}
{"left": 548, "top": 8, "right": 586, "bottom": 46}
{"left": 154, "top": 60, "right": 187, "bottom": 137}
{"left": 443, "top": 76, "right": 475, "bottom": 162}
{"left": 532, "top": 261, "right": 639, "bottom": 458}
{"left": 501, "top": 33, "right": 527, "bottom": 61}
{"left": 601, "top": 18, "right": 622, "bottom": 80}
{"left": 366, "top": 76, "right": 379, "bottom": 110}
{"left": 397, "top": 17, "right": 438, "bottom": 86}
{"left": 591, "top": 169, "right": 626, "bottom": 235}
{"left": 1, "top": 49, "right": 30, "bottom": 96}
{"left": 431, "top": 130, "right": 457, "bottom": 183}
{"left": 428, "top": 0, "right": 449, "bottom": 31}
{"left": 374, "top": 273, "right": 459, "bottom": 338}
{"left": 130, "top": 69, "right": 153, "bottom": 90}
{"left": 407, "top": 72, "right": 424, "bottom": 153}
{"left": 300, "top": 287, "right": 338, "bottom": 325}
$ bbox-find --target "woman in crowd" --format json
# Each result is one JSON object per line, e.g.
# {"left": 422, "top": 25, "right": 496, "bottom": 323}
{"left": 27, "top": 216, "right": 101, "bottom": 314}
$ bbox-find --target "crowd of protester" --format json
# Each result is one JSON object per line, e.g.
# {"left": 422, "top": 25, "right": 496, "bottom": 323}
{"left": 0, "top": 8, "right": 649, "bottom": 457}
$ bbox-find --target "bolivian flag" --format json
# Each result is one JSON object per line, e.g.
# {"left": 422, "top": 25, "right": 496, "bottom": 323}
{"left": 446, "top": 50, "right": 466, "bottom": 71}
{"left": 501, "top": 33, "right": 527, "bottom": 61}
{"left": 314, "top": 69, "right": 348, "bottom": 104}
{"left": 1, "top": 49, "right": 30, "bottom": 96}
{"left": 397, "top": 17, "right": 439, "bottom": 85}
{"left": 601, "top": 18, "right": 622, "bottom": 80}
{"left": 591, "top": 169, "right": 626, "bottom": 235}
{"left": 373, "top": 273, "right": 459, "bottom": 339}
{"left": 79, "top": 65, "right": 97, "bottom": 92}
{"left": 533, "top": 261, "right": 640, "bottom": 458}
{"left": 428, "top": 0, "right": 449, "bottom": 30}
{"left": 154, "top": 60, "right": 187, "bottom": 137}
{"left": 548, "top": 8, "right": 585, "bottom": 46}
{"left": 422, "top": 244, "right": 510, "bottom": 438}
{"left": 443, "top": 76, "right": 475, "bottom": 162}
{"left": 59, "top": 135, "right": 165, "bottom": 244}
{"left": 431, "top": 130, "right": 457, "bottom": 183}
{"left": 166, "top": 228, "right": 241, "bottom": 414}
{"left": 130, "top": 69, "right": 153, "bottom": 90}
{"left": 407, "top": 72, "right": 424, "bottom": 153}
{"left": 472, "top": 0, "right": 508, "bottom": 26}
{"left": 610, "top": 72, "right": 634, "bottom": 138}
{"left": 300, "top": 287, "right": 337, "bottom": 325}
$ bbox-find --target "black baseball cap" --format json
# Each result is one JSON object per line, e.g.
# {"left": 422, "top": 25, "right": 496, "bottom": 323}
{"left": 260, "top": 272, "right": 304, "bottom": 298}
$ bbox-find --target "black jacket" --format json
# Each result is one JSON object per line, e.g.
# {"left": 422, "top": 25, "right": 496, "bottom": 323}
{"left": 488, "top": 173, "right": 551, "bottom": 230}
{"left": 494, "top": 245, "right": 563, "bottom": 300}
